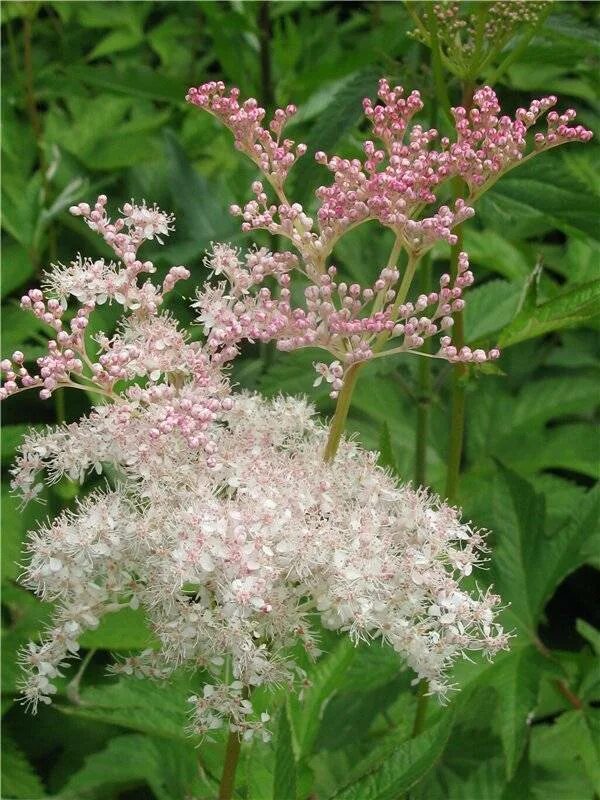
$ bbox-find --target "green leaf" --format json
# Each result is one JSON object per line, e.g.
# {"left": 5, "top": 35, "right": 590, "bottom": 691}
{"left": 273, "top": 703, "right": 297, "bottom": 800}
{"left": 510, "top": 423, "right": 600, "bottom": 479}
{"left": 61, "top": 733, "right": 212, "bottom": 800}
{"left": 463, "top": 279, "right": 521, "bottom": 342}
{"left": 482, "top": 152, "right": 599, "bottom": 242}
{"left": 1, "top": 306, "right": 50, "bottom": 362}
{"left": 289, "top": 638, "right": 356, "bottom": 757}
{"left": 532, "top": 709, "right": 600, "bottom": 796}
{"left": 1, "top": 483, "right": 49, "bottom": 580}
{"left": 2, "top": 583, "right": 54, "bottom": 694}
{"left": 88, "top": 28, "right": 144, "bottom": 60}
{"left": 511, "top": 376, "right": 599, "bottom": 430}
{"left": 463, "top": 229, "right": 531, "bottom": 282}
{"left": 499, "top": 279, "right": 600, "bottom": 348}
{"left": 332, "top": 710, "right": 455, "bottom": 800}
{"left": 79, "top": 607, "right": 157, "bottom": 650}
{"left": 488, "top": 466, "right": 544, "bottom": 633}
{"left": 161, "top": 129, "right": 241, "bottom": 261}
{"left": 489, "top": 647, "right": 545, "bottom": 778}
{"left": 530, "top": 708, "right": 598, "bottom": 799}
{"left": 291, "top": 69, "right": 380, "bottom": 202}
{"left": 489, "top": 466, "right": 600, "bottom": 634}
{"left": 1, "top": 240, "right": 36, "bottom": 299}
{"left": 57, "top": 673, "right": 194, "bottom": 740}
{"left": 1, "top": 736, "right": 46, "bottom": 799}
{"left": 1, "top": 425, "right": 30, "bottom": 464}
{"left": 576, "top": 620, "right": 600, "bottom": 657}
{"left": 60, "top": 65, "right": 185, "bottom": 103}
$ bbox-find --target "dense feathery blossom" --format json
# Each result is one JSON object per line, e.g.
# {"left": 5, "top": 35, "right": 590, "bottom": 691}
{"left": 0, "top": 195, "right": 509, "bottom": 737}
{"left": 14, "top": 391, "right": 507, "bottom": 734}
{"left": 186, "top": 79, "right": 590, "bottom": 393}
{"left": 0, "top": 198, "right": 231, "bottom": 462}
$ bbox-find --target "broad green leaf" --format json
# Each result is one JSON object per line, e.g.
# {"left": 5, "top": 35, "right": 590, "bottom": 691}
{"left": 1, "top": 306, "right": 50, "bottom": 362}
{"left": 289, "top": 638, "right": 356, "bottom": 757}
{"left": 499, "top": 279, "right": 600, "bottom": 348}
{"left": 291, "top": 69, "right": 380, "bottom": 202}
{"left": 258, "top": 348, "right": 330, "bottom": 402}
{"left": 337, "top": 641, "right": 403, "bottom": 694}
{"left": 1, "top": 736, "right": 46, "bottom": 799}
{"left": 489, "top": 467, "right": 599, "bottom": 634}
{"left": 533, "top": 475, "right": 587, "bottom": 533}
{"left": 332, "top": 710, "right": 455, "bottom": 800}
{"left": 87, "top": 28, "right": 144, "bottom": 60}
{"left": 511, "top": 376, "right": 599, "bottom": 429}
{"left": 79, "top": 607, "right": 157, "bottom": 650}
{"left": 509, "top": 423, "right": 600, "bottom": 479}
{"left": 2, "top": 583, "right": 53, "bottom": 694}
{"left": 61, "top": 733, "right": 212, "bottom": 800}
{"left": 530, "top": 709, "right": 597, "bottom": 799}
{"left": 463, "top": 228, "right": 531, "bottom": 282}
{"left": 480, "top": 155, "right": 599, "bottom": 241}
{"left": 531, "top": 709, "right": 600, "bottom": 797}
{"left": 57, "top": 673, "right": 194, "bottom": 740}
{"left": 1, "top": 239, "right": 36, "bottom": 298}
{"left": 488, "top": 466, "right": 544, "bottom": 633}
{"left": 314, "top": 673, "right": 409, "bottom": 753}
{"left": 1, "top": 483, "right": 49, "bottom": 580}
{"left": 464, "top": 279, "right": 521, "bottom": 342}
{"left": 161, "top": 129, "right": 241, "bottom": 261}
{"left": 1, "top": 425, "right": 30, "bottom": 464}
{"left": 60, "top": 65, "right": 184, "bottom": 103}
{"left": 243, "top": 739, "right": 274, "bottom": 800}
{"left": 545, "top": 330, "right": 599, "bottom": 370}
{"left": 488, "top": 647, "right": 545, "bottom": 778}
{"left": 501, "top": 744, "right": 532, "bottom": 800}
{"left": 1, "top": 171, "right": 43, "bottom": 249}
{"left": 75, "top": 1, "right": 150, "bottom": 30}
{"left": 273, "top": 703, "right": 297, "bottom": 800}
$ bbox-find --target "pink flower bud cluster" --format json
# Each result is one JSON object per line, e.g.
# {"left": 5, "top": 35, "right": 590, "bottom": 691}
{"left": 187, "top": 78, "right": 590, "bottom": 395}
{"left": 185, "top": 81, "right": 307, "bottom": 188}
{"left": 2, "top": 289, "right": 90, "bottom": 401}
{"left": 189, "top": 78, "right": 591, "bottom": 265}
{"left": 16, "top": 393, "right": 507, "bottom": 726}
{"left": 194, "top": 245, "right": 498, "bottom": 396}
{"left": 449, "top": 87, "right": 592, "bottom": 192}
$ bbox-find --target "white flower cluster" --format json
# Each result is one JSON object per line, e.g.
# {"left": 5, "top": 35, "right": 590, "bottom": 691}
{"left": 16, "top": 391, "right": 507, "bottom": 735}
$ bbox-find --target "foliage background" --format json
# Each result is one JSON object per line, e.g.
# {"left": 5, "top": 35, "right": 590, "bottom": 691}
{"left": 1, "top": 1, "right": 599, "bottom": 798}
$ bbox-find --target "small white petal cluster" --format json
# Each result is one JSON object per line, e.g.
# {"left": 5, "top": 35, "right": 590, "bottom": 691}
{"left": 16, "top": 390, "right": 507, "bottom": 736}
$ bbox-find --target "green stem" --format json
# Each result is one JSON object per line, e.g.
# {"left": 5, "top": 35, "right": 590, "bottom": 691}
{"left": 323, "top": 362, "right": 363, "bottom": 463}
{"left": 444, "top": 229, "right": 466, "bottom": 505}
{"left": 415, "top": 257, "right": 432, "bottom": 488}
{"left": 426, "top": 4, "right": 452, "bottom": 122}
{"left": 323, "top": 234, "right": 407, "bottom": 464}
{"left": 218, "top": 728, "right": 242, "bottom": 800}
{"left": 54, "top": 387, "right": 66, "bottom": 424}
{"left": 444, "top": 83, "right": 473, "bottom": 505}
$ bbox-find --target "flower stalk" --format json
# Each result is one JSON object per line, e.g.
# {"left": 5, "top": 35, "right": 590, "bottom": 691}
{"left": 219, "top": 729, "right": 243, "bottom": 800}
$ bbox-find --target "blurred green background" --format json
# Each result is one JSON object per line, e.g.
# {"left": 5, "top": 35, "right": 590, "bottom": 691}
{"left": 1, "top": 2, "right": 599, "bottom": 799}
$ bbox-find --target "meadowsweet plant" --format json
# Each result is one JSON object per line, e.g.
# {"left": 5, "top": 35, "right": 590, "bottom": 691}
{"left": 0, "top": 73, "right": 591, "bottom": 793}
{"left": 2, "top": 194, "right": 507, "bottom": 728}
